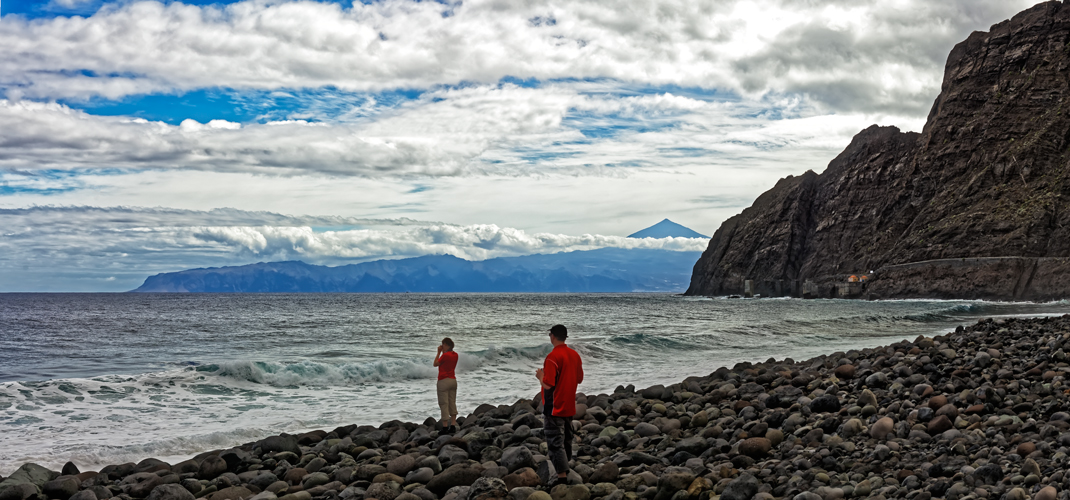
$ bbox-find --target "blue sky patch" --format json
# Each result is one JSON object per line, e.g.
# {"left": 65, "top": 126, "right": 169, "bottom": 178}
{"left": 1, "top": 0, "right": 358, "bottom": 19}
{"left": 60, "top": 87, "right": 429, "bottom": 125}
{"left": 0, "top": 185, "right": 77, "bottom": 196}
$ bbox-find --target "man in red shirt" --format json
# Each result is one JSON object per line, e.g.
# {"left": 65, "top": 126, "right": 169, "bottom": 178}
{"left": 536, "top": 324, "right": 583, "bottom": 484}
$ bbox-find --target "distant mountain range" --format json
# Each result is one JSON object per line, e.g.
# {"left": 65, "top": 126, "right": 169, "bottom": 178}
{"left": 133, "top": 220, "right": 709, "bottom": 293}
{"left": 133, "top": 248, "right": 701, "bottom": 293}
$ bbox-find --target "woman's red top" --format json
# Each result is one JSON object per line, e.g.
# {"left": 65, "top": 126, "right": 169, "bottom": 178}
{"left": 438, "top": 351, "right": 458, "bottom": 380}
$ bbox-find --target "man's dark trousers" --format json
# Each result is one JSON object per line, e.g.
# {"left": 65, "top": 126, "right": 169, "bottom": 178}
{"left": 544, "top": 414, "right": 573, "bottom": 474}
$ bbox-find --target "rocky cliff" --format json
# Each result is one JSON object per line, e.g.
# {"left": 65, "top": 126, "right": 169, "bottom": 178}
{"left": 687, "top": 1, "right": 1070, "bottom": 300}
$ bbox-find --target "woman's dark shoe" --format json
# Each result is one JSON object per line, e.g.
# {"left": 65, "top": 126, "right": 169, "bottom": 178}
{"left": 447, "top": 425, "right": 457, "bottom": 433}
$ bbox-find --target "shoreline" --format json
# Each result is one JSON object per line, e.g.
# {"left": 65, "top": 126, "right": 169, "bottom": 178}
{"left": 4, "top": 315, "right": 1070, "bottom": 500}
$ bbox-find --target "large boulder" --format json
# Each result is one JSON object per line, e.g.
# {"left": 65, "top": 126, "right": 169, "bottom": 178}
{"left": 720, "top": 472, "right": 760, "bottom": 500}
{"left": 438, "top": 445, "right": 470, "bottom": 466}
{"left": 387, "top": 455, "right": 417, "bottom": 477}
{"left": 405, "top": 468, "right": 435, "bottom": 485}
{"left": 198, "top": 456, "right": 228, "bottom": 480}
{"left": 653, "top": 469, "right": 695, "bottom": 500}
{"left": 208, "top": 487, "right": 254, "bottom": 500}
{"left": 501, "top": 447, "right": 535, "bottom": 473}
{"left": 0, "top": 463, "right": 56, "bottom": 499}
{"left": 808, "top": 395, "right": 841, "bottom": 414}
{"left": 69, "top": 490, "right": 98, "bottom": 500}
{"left": 738, "top": 438, "right": 771, "bottom": 458}
{"left": 587, "top": 462, "right": 618, "bottom": 484}
{"left": 502, "top": 468, "right": 539, "bottom": 491}
{"left": 426, "top": 465, "right": 484, "bottom": 496}
{"left": 465, "top": 478, "right": 508, "bottom": 500}
{"left": 364, "top": 482, "right": 401, "bottom": 500}
{"left": 42, "top": 477, "right": 80, "bottom": 500}
{"left": 260, "top": 436, "right": 301, "bottom": 456}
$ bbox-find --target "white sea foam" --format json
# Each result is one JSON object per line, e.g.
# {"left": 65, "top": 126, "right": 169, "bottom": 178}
{"left": 0, "top": 346, "right": 556, "bottom": 475}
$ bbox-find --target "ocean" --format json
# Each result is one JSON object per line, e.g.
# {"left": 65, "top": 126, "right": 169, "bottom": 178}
{"left": 1, "top": 293, "right": 1068, "bottom": 475}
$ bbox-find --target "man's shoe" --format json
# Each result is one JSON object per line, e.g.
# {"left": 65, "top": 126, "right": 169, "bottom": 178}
{"left": 446, "top": 425, "right": 457, "bottom": 433}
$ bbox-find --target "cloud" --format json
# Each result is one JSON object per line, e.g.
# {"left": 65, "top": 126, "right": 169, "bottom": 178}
{"left": 0, "top": 206, "right": 708, "bottom": 291}
{"left": 0, "top": 82, "right": 917, "bottom": 178}
{"left": 0, "top": 0, "right": 1034, "bottom": 114}
{"left": 0, "top": 87, "right": 573, "bottom": 176}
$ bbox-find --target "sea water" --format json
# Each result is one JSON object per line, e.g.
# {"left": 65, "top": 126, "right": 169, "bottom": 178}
{"left": 1, "top": 293, "right": 1068, "bottom": 475}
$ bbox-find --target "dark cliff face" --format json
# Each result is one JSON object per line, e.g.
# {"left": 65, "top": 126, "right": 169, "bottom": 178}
{"left": 687, "top": 1, "right": 1070, "bottom": 299}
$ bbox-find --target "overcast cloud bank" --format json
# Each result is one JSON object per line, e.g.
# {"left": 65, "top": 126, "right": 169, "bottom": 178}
{"left": 1, "top": 0, "right": 1034, "bottom": 114}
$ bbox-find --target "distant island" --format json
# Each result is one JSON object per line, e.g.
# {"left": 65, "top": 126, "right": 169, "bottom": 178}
{"left": 687, "top": 3, "right": 1070, "bottom": 301}
{"left": 133, "top": 220, "right": 708, "bottom": 293}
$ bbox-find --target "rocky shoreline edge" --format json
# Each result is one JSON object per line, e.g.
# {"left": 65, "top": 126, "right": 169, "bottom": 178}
{"left": 5, "top": 315, "right": 1070, "bottom": 500}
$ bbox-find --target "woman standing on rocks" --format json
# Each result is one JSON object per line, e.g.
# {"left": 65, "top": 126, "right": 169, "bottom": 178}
{"left": 433, "top": 337, "right": 459, "bottom": 433}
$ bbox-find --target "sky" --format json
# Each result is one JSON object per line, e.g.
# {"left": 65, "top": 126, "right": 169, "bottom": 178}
{"left": 0, "top": 0, "right": 1040, "bottom": 291}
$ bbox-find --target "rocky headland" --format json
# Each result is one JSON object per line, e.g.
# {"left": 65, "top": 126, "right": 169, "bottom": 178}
{"left": 5, "top": 315, "right": 1070, "bottom": 500}
{"left": 687, "top": 1, "right": 1070, "bottom": 300}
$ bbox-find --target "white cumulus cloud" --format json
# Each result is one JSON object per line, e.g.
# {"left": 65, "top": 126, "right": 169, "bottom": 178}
{"left": 0, "top": 0, "right": 1035, "bottom": 114}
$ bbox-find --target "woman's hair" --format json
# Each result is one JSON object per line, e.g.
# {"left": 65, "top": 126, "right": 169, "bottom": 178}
{"left": 442, "top": 337, "right": 454, "bottom": 349}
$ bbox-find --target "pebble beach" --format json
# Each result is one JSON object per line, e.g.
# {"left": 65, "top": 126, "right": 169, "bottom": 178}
{"left": 4, "top": 314, "right": 1070, "bottom": 500}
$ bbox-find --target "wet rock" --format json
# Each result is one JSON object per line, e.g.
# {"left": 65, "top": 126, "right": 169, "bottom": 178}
{"left": 43, "top": 477, "right": 80, "bottom": 500}
{"left": 0, "top": 484, "right": 38, "bottom": 500}
{"left": 260, "top": 436, "right": 301, "bottom": 456}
